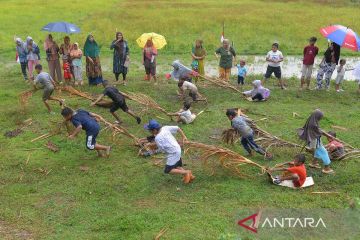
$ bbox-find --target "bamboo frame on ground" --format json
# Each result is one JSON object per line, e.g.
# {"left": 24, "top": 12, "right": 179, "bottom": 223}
{"left": 184, "top": 141, "right": 267, "bottom": 177}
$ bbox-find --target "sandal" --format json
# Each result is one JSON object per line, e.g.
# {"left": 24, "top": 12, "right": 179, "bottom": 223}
{"left": 322, "top": 169, "right": 335, "bottom": 174}
{"left": 309, "top": 163, "right": 321, "bottom": 169}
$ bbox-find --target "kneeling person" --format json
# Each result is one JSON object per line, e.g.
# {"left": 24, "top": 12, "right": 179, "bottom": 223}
{"left": 61, "top": 107, "right": 111, "bottom": 157}
{"left": 91, "top": 80, "right": 141, "bottom": 124}
{"left": 144, "top": 119, "right": 194, "bottom": 183}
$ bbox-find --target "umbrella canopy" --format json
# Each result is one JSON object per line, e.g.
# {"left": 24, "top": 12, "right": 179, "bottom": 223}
{"left": 320, "top": 25, "right": 360, "bottom": 51}
{"left": 41, "top": 22, "right": 80, "bottom": 34}
{"left": 136, "top": 32, "right": 167, "bottom": 49}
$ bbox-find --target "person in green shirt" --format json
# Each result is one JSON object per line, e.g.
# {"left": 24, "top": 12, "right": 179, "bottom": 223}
{"left": 215, "top": 39, "right": 236, "bottom": 81}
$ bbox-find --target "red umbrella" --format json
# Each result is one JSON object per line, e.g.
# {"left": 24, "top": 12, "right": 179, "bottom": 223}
{"left": 320, "top": 25, "right": 360, "bottom": 51}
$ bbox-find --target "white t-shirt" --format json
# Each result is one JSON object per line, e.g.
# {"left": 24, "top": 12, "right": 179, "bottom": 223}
{"left": 266, "top": 50, "right": 283, "bottom": 67}
{"left": 155, "top": 126, "right": 181, "bottom": 165}
{"left": 180, "top": 109, "right": 195, "bottom": 124}
{"left": 182, "top": 81, "right": 198, "bottom": 93}
{"left": 337, "top": 66, "right": 346, "bottom": 77}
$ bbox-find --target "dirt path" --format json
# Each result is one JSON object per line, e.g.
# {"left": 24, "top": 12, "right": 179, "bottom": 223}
{"left": 0, "top": 221, "right": 33, "bottom": 240}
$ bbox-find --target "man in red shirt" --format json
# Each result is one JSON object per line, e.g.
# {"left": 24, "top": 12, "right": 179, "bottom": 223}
{"left": 270, "top": 154, "right": 307, "bottom": 188}
{"left": 301, "top": 37, "right": 319, "bottom": 90}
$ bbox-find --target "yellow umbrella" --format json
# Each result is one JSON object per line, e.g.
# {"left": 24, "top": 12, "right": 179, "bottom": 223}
{"left": 136, "top": 32, "right": 167, "bottom": 49}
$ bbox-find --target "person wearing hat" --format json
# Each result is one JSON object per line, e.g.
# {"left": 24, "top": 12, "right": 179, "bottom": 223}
{"left": 15, "top": 37, "right": 28, "bottom": 80}
{"left": 301, "top": 37, "right": 319, "bottom": 90}
{"left": 144, "top": 120, "right": 195, "bottom": 183}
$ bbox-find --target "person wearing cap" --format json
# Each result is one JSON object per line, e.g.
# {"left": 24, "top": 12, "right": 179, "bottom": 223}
{"left": 144, "top": 120, "right": 195, "bottom": 184}
{"left": 301, "top": 37, "right": 319, "bottom": 90}
{"left": 90, "top": 80, "right": 141, "bottom": 124}
{"left": 264, "top": 43, "right": 285, "bottom": 89}
{"left": 15, "top": 37, "right": 28, "bottom": 80}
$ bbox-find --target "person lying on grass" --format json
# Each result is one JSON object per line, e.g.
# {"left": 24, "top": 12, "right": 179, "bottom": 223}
{"left": 177, "top": 79, "right": 205, "bottom": 102}
{"left": 325, "top": 131, "right": 345, "bottom": 160}
{"left": 269, "top": 153, "right": 307, "bottom": 187}
{"left": 169, "top": 102, "right": 197, "bottom": 124}
{"left": 33, "top": 64, "right": 64, "bottom": 114}
{"left": 90, "top": 80, "right": 141, "bottom": 125}
{"left": 144, "top": 119, "right": 195, "bottom": 184}
{"left": 61, "top": 107, "right": 111, "bottom": 157}
{"left": 298, "top": 109, "right": 334, "bottom": 174}
{"left": 226, "top": 109, "right": 272, "bottom": 159}
{"left": 242, "top": 80, "right": 270, "bottom": 102}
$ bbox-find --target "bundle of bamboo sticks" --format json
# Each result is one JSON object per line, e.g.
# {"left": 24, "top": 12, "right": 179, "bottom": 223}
{"left": 123, "top": 91, "right": 172, "bottom": 117}
{"left": 19, "top": 89, "right": 35, "bottom": 106}
{"left": 198, "top": 75, "right": 243, "bottom": 94}
{"left": 184, "top": 141, "right": 266, "bottom": 177}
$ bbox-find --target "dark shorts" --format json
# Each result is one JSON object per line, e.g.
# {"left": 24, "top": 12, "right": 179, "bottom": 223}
{"left": 144, "top": 59, "right": 156, "bottom": 76}
{"left": 237, "top": 76, "right": 244, "bottom": 85}
{"left": 264, "top": 66, "right": 281, "bottom": 79}
{"left": 43, "top": 87, "right": 54, "bottom": 101}
{"left": 189, "top": 91, "right": 197, "bottom": 101}
{"left": 110, "top": 100, "right": 128, "bottom": 113}
{"left": 164, "top": 158, "right": 183, "bottom": 174}
{"left": 85, "top": 132, "right": 98, "bottom": 150}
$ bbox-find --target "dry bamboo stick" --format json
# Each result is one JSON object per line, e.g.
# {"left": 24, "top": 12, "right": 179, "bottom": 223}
{"left": 30, "top": 133, "right": 51, "bottom": 142}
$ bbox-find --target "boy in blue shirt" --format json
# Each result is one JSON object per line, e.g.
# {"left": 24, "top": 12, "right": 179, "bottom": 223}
{"left": 61, "top": 107, "right": 111, "bottom": 157}
{"left": 236, "top": 60, "right": 247, "bottom": 86}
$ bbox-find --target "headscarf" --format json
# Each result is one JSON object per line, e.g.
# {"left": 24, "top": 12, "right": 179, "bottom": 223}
{"left": 44, "top": 34, "right": 54, "bottom": 50}
{"left": 222, "top": 39, "right": 230, "bottom": 50}
{"left": 298, "top": 109, "right": 324, "bottom": 143}
{"left": 70, "top": 42, "right": 82, "bottom": 57}
{"left": 192, "top": 40, "right": 206, "bottom": 57}
{"left": 84, "top": 34, "right": 100, "bottom": 57}
{"left": 171, "top": 60, "right": 193, "bottom": 80}
{"left": 114, "top": 32, "right": 125, "bottom": 56}
{"left": 245, "top": 80, "right": 270, "bottom": 99}
{"left": 15, "top": 38, "right": 22, "bottom": 44}
{"left": 26, "top": 36, "right": 37, "bottom": 47}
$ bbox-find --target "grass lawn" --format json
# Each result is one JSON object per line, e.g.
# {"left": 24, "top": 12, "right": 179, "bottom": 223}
{"left": 1, "top": 0, "right": 360, "bottom": 239}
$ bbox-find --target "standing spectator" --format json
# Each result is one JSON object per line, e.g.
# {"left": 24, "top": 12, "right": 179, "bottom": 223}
{"left": 44, "top": 34, "right": 62, "bottom": 83}
{"left": 236, "top": 60, "right": 247, "bottom": 87}
{"left": 25, "top": 36, "right": 40, "bottom": 80}
{"left": 300, "top": 37, "right": 319, "bottom": 90}
{"left": 142, "top": 39, "right": 158, "bottom": 83}
{"left": 60, "top": 36, "right": 73, "bottom": 84}
{"left": 15, "top": 37, "right": 28, "bottom": 81}
{"left": 215, "top": 39, "right": 236, "bottom": 81}
{"left": 264, "top": 43, "right": 285, "bottom": 89}
{"left": 110, "top": 32, "right": 129, "bottom": 85}
{"left": 191, "top": 39, "right": 206, "bottom": 80}
{"left": 84, "top": 34, "right": 103, "bottom": 85}
{"left": 316, "top": 42, "right": 340, "bottom": 90}
{"left": 70, "top": 43, "right": 83, "bottom": 86}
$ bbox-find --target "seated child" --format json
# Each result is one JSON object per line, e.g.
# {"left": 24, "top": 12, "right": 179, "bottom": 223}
{"left": 170, "top": 102, "right": 197, "bottom": 124}
{"left": 144, "top": 119, "right": 194, "bottom": 184}
{"left": 270, "top": 153, "right": 307, "bottom": 188}
{"left": 325, "top": 131, "right": 345, "bottom": 160}
{"left": 242, "top": 80, "right": 270, "bottom": 101}
{"left": 61, "top": 107, "right": 111, "bottom": 157}
{"left": 226, "top": 109, "right": 271, "bottom": 159}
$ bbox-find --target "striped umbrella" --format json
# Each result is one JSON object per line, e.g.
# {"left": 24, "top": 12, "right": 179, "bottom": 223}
{"left": 320, "top": 24, "right": 360, "bottom": 51}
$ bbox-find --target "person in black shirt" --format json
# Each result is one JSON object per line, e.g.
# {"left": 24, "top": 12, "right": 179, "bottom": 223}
{"left": 91, "top": 80, "right": 141, "bottom": 124}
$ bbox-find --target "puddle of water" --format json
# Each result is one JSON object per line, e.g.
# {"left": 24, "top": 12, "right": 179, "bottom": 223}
{"left": 203, "top": 56, "right": 360, "bottom": 80}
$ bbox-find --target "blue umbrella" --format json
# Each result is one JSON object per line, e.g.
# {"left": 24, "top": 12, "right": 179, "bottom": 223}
{"left": 41, "top": 22, "right": 80, "bottom": 34}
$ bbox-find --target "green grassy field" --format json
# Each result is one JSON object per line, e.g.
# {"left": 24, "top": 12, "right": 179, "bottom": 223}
{"left": 1, "top": 0, "right": 360, "bottom": 240}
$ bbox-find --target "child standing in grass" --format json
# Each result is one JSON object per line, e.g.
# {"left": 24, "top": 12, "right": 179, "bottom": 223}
{"left": 264, "top": 43, "right": 285, "bottom": 89}
{"left": 144, "top": 119, "right": 194, "bottom": 184}
{"left": 226, "top": 109, "right": 271, "bottom": 158}
{"left": 300, "top": 37, "right": 318, "bottom": 90}
{"left": 170, "top": 102, "right": 197, "bottom": 124}
{"left": 236, "top": 60, "right": 247, "bottom": 87}
{"left": 335, "top": 59, "right": 353, "bottom": 92}
{"left": 325, "top": 131, "right": 345, "bottom": 160}
{"left": 298, "top": 109, "right": 334, "bottom": 174}
{"left": 91, "top": 80, "right": 141, "bottom": 124}
{"left": 61, "top": 107, "right": 111, "bottom": 157}
{"left": 269, "top": 153, "right": 307, "bottom": 188}
{"left": 33, "top": 64, "right": 64, "bottom": 113}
